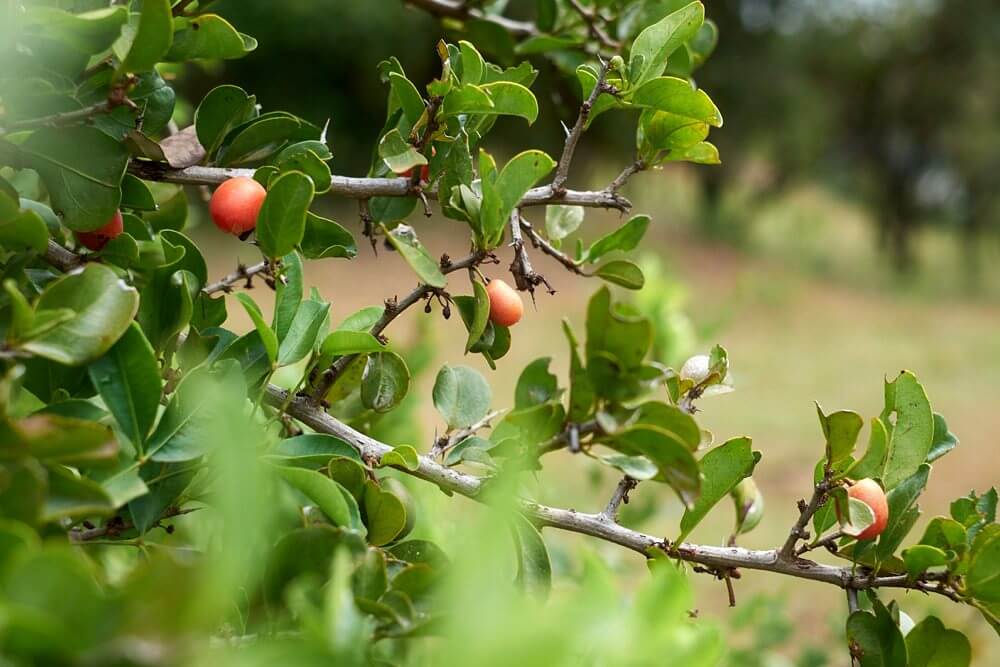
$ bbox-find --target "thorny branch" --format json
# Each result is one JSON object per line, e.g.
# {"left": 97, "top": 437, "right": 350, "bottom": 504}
{"left": 567, "top": 0, "right": 622, "bottom": 51}
{"left": 432, "top": 409, "right": 506, "bottom": 458}
{"left": 780, "top": 466, "right": 836, "bottom": 560}
{"left": 509, "top": 210, "right": 554, "bottom": 296}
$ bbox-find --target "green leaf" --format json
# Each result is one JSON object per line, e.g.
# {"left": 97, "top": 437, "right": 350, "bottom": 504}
{"left": 480, "top": 81, "right": 539, "bottom": 123}
{"left": 87, "top": 323, "right": 160, "bottom": 449}
{"left": 4, "top": 414, "right": 116, "bottom": 466}
{"left": 458, "top": 40, "right": 485, "bottom": 84}
{"left": 905, "top": 616, "right": 971, "bottom": 667}
{"left": 379, "top": 128, "right": 427, "bottom": 174}
{"left": 236, "top": 293, "right": 278, "bottom": 366}
{"left": 479, "top": 150, "right": 555, "bottom": 247}
{"left": 849, "top": 418, "right": 889, "bottom": 480}
{"left": 918, "top": 517, "right": 966, "bottom": 552}
{"left": 678, "top": 436, "right": 757, "bottom": 539}
{"left": 612, "top": 426, "right": 702, "bottom": 508}
{"left": 593, "top": 260, "right": 645, "bottom": 290}
{"left": 380, "top": 445, "right": 420, "bottom": 471}
{"left": 545, "top": 204, "right": 584, "bottom": 241}
{"left": 563, "top": 319, "right": 595, "bottom": 421}
{"left": 300, "top": 213, "right": 357, "bottom": 260}
{"left": 221, "top": 113, "right": 315, "bottom": 166}
{"left": 881, "top": 371, "right": 934, "bottom": 489}
{"left": 968, "top": 524, "right": 1000, "bottom": 602}
{"left": 584, "top": 286, "right": 653, "bottom": 373}
{"left": 275, "top": 299, "right": 328, "bottom": 367}
{"left": 901, "top": 544, "right": 949, "bottom": 579}
{"left": 271, "top": 434, "right": 362, "bottom": 467}
{"left": 846, "top": 602, "right": 908, "bottom": 667}
{"left": 926, "top": 413, "right": 958, "bottom": 463}
{"left": 388, "top": 72, "right": 426, "bottom": 129}
{"left": 582, "top": 215, "right": 650, "bottom": 264}
{"left": 361, "top": 352, "right": 410, "bottom": 414}
{"left": 0, "top": 194, "right": 48, "bottom": 253}
{"left": 443, "top": 84, "right": 495, "bottom": 116}
{"left": 511, "top": 514, "right": 551, "bottom": 597}
{"left": 272, "top": 251, "right": 303, "bottom": 341}
{"left": 20, "top": 126, "right": 129, "bottom": 231}
{"left": 597, "top": 453, "right": 659, "bottom": 481}
{"left": 118, "top": 0, "right": 172, "bottom": 74}
{"left": 630, "top": 76, "right": 722, "bottom": 128}
{"left": 816, "top": 405, "right": 864, "bottom": 465}
{"left": 433, "top": 364, "right": 492, "bottom": 430}
{"left": 629, "top": 1, "right": 705, "bottom": 87}
{"left": 636, "top": 108, "right": 710, "bottom": 163}
{"left": 877, "top": 464, "right": 930, "bottom": 559}
{"left": 514, "top": 358, "right": 559, "bottom": 409}
{"left": 165, "top": 14, "right": 257, "bottom": 61}
{"left": 22, "top": 264, "right": 139, "bottom": 366}
{"left": 44, "top": 466, "right": 114, "bottom": 522}
{"left": 320, "top": 330, "right": 384, "bottom": 356}
{"left": 256, "top": 171, "right": 314, "bottom": 260}
{"left": 664, "top": 141, "right": 720, "bottom": 164}
{"left": 382, "top": 224, "right": 446, "bottom": 288}
{"left": 363, "top": 482, "right": 407, "bottom": 546}
{"left": 630, "top": 401, "right": 702, "bottom": 451}
{"left": 276, "top": 466, "right": 362, "bottom": 532}
{"left": 194, "top": 85, "right": 257, "bottom": 157}
{"left": 463, "top": 279, "right": 491, "bottom": 354}
{"left": 841, "top": 496, "right": 877, "bottom": 538}
{"left": 490, "top": 402, "right": 564, "bottom": 452}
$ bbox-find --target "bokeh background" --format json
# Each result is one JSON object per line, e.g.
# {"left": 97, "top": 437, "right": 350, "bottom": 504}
{"left": 177, "top": 1, "right": 999, "bottom": 663}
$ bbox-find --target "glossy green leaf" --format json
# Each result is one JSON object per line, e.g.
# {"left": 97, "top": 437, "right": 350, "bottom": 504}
{"left": 511, "top": 514, "right": 551, "bottom": 597}
{"left": 841, "top": 496, "right": 877, "bottom": 538}
{"left": 382, "top": 224, "right": 446, "bottom": 288}
{"left": 320, "top": 330, "right": 384, "bottom": 356}
{"left": 165, "top": 14, "right": 257, "bottom": 61}
{"left": 968, "top": 524, "right": 1000, "bottom": 602}
{"left": 271, "top": 434, "right": 361, "bottom": 467}
{"left": 276, "top": 465, "right": 362, "bottom": 531}
{"left": 480, "top": 81, "right": 539, "bottom": 123}
{"left": 901, "top": 544, "right": 949, "bottom": 579}
{"left": 582, "top": 215, "right": 650, "bottom": 264}
{"left": 379, "top": 128, "right": 427, "bottom": 174}
{"left": 118, "top": 0, "right": 172, "bottom": 74}
{"left": 629, "top": 1, "right": 705, "bottom": 86}
{"left": 0, "top": 194, "right": 48, "bottom": 253}
{"left": 593, "top": 260, "right": 645, "bottom": 290}
{"left": 361, "top": 351, "right": 410, "bottom": 414}
{"left": 256, "top": 171, "right": 314, "bottom": 260}
{"left": 881, "top": 371, "right": 934, "bottom": 490}
{"left": 363, "top": 482, "right": 407, "bottom": 546}
{"left": 597, "top": 453, "right": 659, "bottom": 481}
{"left": 298, "top": 212, "right": 356, "bottom": 260}
{"left": 514, "top": 357, "right": 559, "bottom": 409}
{"left": 194, "top": 85, "right": 257, "bottom": 157}
{"left": 846, "top": 602, "right": 908, "bottom": 667}
{"left": 276, "top": 299, "right": 329, "bottom": 367}
{"left": 23, "top": 264, "right": 139, "bottom": 366}
{"left": 272, "top": 251, "right": 303, "bottom": 341}
{"left": 479, "top": 150, "right": 555, "bottom": 247}
{"left": 433, "top": 364, "right": 491, "bottom": 430}
{"left": 612, "top": 426, "right": 701, "bottom": 508}
{"left": 926, "top": 413, "right": 958, "bottom": 463}
{"left": 630, "top": 76, "right": 722, "bottom": 128}
{"left": 816, "top": 405, "right": 864, "bottom": 465}
{"left": 678, "top": 436, "right": 757, "bottom": 539}
{"left": 380, "top": 445, "right": 420, "bottom": 471}
{"left": 849, "top": 418, "right": 889, "bottom": 480}
{"left": 87, "top": 323, "right": 160, "bottom": 449}
{"left": 236, "top": 293, "right": 278, "bottom": 365}
{"left": 906, "top": 616, "right": 971, "bottom": 667}
{"left": 877, "top": 464, "right": 930, "bottom": 559}
{"left": 20, "top": 127, "right": 129, "bottom": 231}
{"left": 463, "top": 279, "right": 490, "bottom": 353}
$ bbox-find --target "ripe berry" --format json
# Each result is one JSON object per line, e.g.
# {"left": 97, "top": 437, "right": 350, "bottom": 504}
{"left": 75, "top": 210, "right": 123, "bottom": 251}
{"left": 845, "top": 478, "right": 889, "bottom": 541}
{"left": 209, "top": 176, "right": 267, "bottom": 235}
{"left": 486, "top": 278, "right": 523, "bottom": 327}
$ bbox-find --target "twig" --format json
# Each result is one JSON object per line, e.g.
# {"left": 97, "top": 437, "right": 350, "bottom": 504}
{"left": 780, "top": 469, "right": 835, "bottom": 560}
{"left": 405, "top": 0, "right": 536, "bottom": 37}
{"left": 797, "top": 529, "right": 845, "bottom": 556}
{"left": 432, "top": 409, "right": 506, "bottom": 458}
{"left": 566, "top": 0, "right": 621, "bottom": 50}
{"left": 263, "top": 385, "right": 964, "bottom": 605}
{"left": 69, "top": 506, "right": 198, "bottom": 542}
{"left": 519, "top": 218, "right": 586, "bottom": 276}
{"left": 509, "top": 210, "right": 554, "bottom": 296}
{"left": 0, "top": 101, "right": 114, "bottom": 136}
{"left": 551, "top": 59, "right": 612, "bottom": 194}
{"left": 600, "top": 476, "right": 638, "bottom": 522}
{"left": 607, "top": 158, "right": 647, "bottom": 193}
{"left": 537, "top": 419, "right": 602, "bottom": 455}
{"left": 126, "top": 161, "right": 632, "bottom": 211}
{"left": 309, "top": 251, "right": 488, "bottom": 401}
{"left": 202, "top": 260, "right": 270, "bottom": 295}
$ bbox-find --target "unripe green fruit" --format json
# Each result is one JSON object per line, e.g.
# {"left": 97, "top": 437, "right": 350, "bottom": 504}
{"left": 74, "top": 210, "right": 123, "bottom": 251}
{"left": 486, "top": 278, "right": 523, "bottom": 327}
{"left": 680, "top": 354, "right": 710, "bottom": 384}
{"left": 209, "top": 176, "right": 266, "bottom": 235}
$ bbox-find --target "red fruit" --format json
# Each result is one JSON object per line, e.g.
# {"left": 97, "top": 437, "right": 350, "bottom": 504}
{"left": 401, "top": 163, "right": 430, "bottom": 181}
{"left": 486, "top": 278, "right": 523, "bottom": 327}
{"left": 209, "top": 176, "right": 267, "bottom": 235}
{"left": 75, "top": 210, "right": 123, "bottom": 251}
{"left": 845, "top": 478, "right": 889, "bottom": 541}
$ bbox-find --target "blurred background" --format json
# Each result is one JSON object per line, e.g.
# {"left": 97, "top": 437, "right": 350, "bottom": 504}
{"left": 176, "top": 1, "right": 1000, "bottom": 663}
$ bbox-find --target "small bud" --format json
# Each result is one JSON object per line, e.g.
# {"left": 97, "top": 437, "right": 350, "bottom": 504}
{"left": 680, "top": 354, "right": 711, "bottom": 384}
{"left": 424, "top": 301, "right": 433, "bottom": 313}
{"left": 609, "top": 55, "right": 625, "bottom": 72}
{"left": 442, "top": 302, "right": 451, "bottom": 319}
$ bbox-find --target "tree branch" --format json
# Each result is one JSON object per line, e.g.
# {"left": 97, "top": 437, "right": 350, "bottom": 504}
{"left": 309, "top": 251, "right": 489, "bottom": 401}
{"left": 126, "top": 161, "right": 631, "bottom": 211}
{"left": 0, "top": 101, "right": 115, "bottom": 137}
{"left": 600, "top": 476, "right": 638, "bottom": 522}
{"left": 202, "top": 260, "right": 270, "bottom": 296}
{"left": 509, "top": 210, "right": 554, "bottom": 295}
{"left": 519, "top": 218, "right": 586, "bottom": 276}
{"left": 566, "top": 0, "right": 621, "bottom": 51}
{"left": 404, "top": 0, "right": 537, "bottom": 37}
{"left": 780, "top": 470, "right": 835, "bottom": 560}
{"left": 265, "top": 385, "right": 961, "bottom": 604}
{"left": 551, "top": 59, "right": 612, "bottom": 193}
{"left": 607, "top": 158, "right": 647, "bottom": 193}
